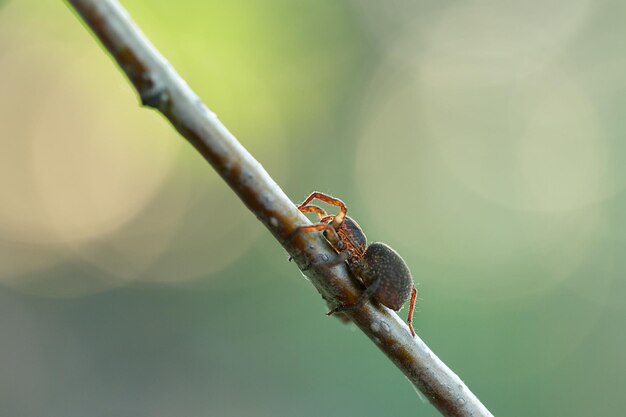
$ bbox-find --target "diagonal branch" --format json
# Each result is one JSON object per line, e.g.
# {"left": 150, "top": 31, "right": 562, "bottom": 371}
{"left": 65, "top": 1, "right": 494, "bottom": 416}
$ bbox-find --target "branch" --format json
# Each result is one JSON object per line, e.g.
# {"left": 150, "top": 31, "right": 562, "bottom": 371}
{"left": 65, "top": 1, "right": 494, "bottom": 416}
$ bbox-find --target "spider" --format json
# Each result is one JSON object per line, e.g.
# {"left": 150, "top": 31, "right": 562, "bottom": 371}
{"left": 293, "top": 191, "right": 417, "bottom": 337}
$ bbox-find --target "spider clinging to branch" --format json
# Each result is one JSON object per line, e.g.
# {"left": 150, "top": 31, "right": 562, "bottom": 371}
{"left": 292, "top": 192, "right": 417, "bottom": 337}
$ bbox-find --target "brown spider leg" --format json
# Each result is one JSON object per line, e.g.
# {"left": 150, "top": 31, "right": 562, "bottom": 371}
{"left": 299, "top": 205, "right": 327, "bottom": 220}
{"left": 298, "top": 192, "right": 347, "bottom": 230}
{"left": 326, "top": 278, "right": 381, "bottom": 316}
{"left": 407, "top": 285, "right": 417, "bottom": 337}
{"left": 286, "top": 223, "right": 344, "bottom": 251}
{"left": 286, "top": 222, "right": 349, "bottom": 266}
{"left": 288, "top": 208, "right": 330, "bottom": 263}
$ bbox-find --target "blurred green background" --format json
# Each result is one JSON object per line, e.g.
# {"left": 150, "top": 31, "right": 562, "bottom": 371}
{"left": 1, "top": 0, "right": 625, "bottom": 416}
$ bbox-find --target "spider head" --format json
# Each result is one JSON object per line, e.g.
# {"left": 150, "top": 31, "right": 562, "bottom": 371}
{"left": 335, "top": 216, "right": 367, "bottom": 259}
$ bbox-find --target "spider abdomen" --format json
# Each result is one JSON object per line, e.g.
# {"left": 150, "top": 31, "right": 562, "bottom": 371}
{"left": 353, "top": 242, "right": 414, "bottom": 311}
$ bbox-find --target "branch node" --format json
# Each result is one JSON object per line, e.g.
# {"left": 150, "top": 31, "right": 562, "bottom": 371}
{"left": 140, "top": 85, "right": 169, "bottom": 110}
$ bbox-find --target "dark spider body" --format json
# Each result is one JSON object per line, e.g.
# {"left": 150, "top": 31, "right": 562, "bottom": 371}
{"left": 293, "top": 192, "right": 417, "bottom": 336}
{"left": 351, "top": 242, "right": 413, "bottom": 311}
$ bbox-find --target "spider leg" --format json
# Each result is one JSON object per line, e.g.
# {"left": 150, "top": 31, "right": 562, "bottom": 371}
{"left": 286, "top": 223, "right": 344, "bottom": 250}
{"left": 298, "top": 192, "right": 347, "bottom": 230}
{"left": 297, "top": 206, "right": 336, "bottom": 228}
{"left": 407, "top": 285, "right": 417, "bottom": 337}
{"left": 326, "top": 278, "right": 381, "bottom": 316}
{"left": 299, "top": 205, "right": 327, "bottom": 220}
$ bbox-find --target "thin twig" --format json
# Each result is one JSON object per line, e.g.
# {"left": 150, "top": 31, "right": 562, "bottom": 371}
{"left": 65, "top": 1, "right": 494, "bottom": 416}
